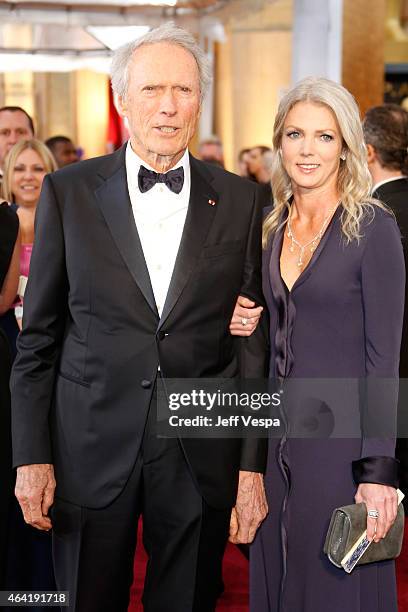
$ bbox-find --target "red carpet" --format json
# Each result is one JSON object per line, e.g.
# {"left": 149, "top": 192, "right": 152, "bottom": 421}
{"left": 129, "top": 521, "right": 408, "bottom": 611}
{"left": 128, "top": 525, "right": 248, "bottom": 611}
{"left": 397, "top": 520, "right": 408, "bottom": 611}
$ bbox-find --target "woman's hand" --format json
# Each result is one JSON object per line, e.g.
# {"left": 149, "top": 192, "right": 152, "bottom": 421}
{"left": 229, "top": 295, "right": 263, "bottom": 337}
{"left": 355, "top": 483, "right": 398, "bottom": 542}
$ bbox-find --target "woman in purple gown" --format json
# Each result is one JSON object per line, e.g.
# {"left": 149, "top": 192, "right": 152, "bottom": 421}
{"left": 231, "top": 77, "right": 405, "bottom": 611}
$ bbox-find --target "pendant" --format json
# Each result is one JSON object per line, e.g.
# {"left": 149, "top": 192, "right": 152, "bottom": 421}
{"left": 298, "top": 247, "right": 305, "bottom": 268}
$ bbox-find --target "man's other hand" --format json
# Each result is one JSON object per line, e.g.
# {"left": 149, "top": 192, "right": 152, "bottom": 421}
{"left": 15, "top": 464, "right": 56, "bottom": 531}
{"left": 229, "top": 470, "right": 268, "bottom": 544}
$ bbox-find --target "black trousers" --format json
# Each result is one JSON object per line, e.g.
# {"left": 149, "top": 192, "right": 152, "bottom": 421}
{"left": 51, "top": 393, "right": 230, "bottom": 612}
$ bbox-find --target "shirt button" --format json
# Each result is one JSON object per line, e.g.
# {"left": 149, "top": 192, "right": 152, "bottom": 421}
{"left": 156, "top": 264, "right": 162, "bottom": 270}
{"left": 159, "top": 186, "right": 164, "bottom": 193}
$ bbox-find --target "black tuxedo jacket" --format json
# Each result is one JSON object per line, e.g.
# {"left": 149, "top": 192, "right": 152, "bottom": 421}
{"left": 374, "top": 179, "right": 408, "bottom": 507}
{"left": 11, "top": 146, "right": 268, "bottom": 509}
{"left": 374, "top": 178, "right": 408, "bottom": 376}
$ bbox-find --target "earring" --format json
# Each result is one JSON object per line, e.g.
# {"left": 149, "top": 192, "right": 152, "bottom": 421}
{"left": 340, "top": 151, "right": 346, "bottom": 161}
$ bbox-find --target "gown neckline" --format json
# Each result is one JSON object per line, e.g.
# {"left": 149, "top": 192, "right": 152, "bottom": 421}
{"left": 278, "top": 205, "right": 341, "bottom": 294}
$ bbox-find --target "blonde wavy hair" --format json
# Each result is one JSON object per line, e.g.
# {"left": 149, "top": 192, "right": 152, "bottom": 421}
{"left": 263, "top": 77, "right": 384, "bottom": 248}
{"left": 1, "top": 139, "right": 57, "bottom": 204}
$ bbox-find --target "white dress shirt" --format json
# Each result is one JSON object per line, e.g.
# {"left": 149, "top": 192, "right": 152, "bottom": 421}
{"left": 125, "top": 141, "right": 191, "bottom": 316}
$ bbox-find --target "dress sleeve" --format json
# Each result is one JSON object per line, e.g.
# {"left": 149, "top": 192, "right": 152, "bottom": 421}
{"left": 352, "top": 212, "right": 405, "bottom": 487}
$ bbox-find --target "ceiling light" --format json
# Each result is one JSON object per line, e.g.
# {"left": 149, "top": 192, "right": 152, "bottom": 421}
{"left": 139, "top": 0, "right": 177, "bottom": 4}
{"left": 87, "top": 26, "right": 150, "bottom": 50}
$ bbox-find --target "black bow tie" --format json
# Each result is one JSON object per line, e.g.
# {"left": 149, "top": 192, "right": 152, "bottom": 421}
{"left": 138, "top": 165, "right": 184, "bottom": 195}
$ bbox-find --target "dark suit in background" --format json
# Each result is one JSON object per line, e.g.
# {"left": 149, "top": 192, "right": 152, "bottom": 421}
{"left": 0, "top": 203, "right": 18, "bottom": 588}
{"left": 374, "top": 178, "right": 408, "bottom": 510}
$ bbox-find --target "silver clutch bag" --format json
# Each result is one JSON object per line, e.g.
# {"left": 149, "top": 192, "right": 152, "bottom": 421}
{"left": 324, "top": 501, "right": 405, "bottom": 569}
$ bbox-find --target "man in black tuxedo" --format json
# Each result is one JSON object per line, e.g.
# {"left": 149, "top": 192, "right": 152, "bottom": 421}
{"left": 11, "top": 23, "right": 268, "bottom": 612}
{"left": 363, "top": 104, "right": 408, "bottom": 512}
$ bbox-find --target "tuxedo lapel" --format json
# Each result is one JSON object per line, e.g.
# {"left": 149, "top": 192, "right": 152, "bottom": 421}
{"left": 158, "top": 156, "right": 218, "bottom": 329}
{"left": 94, "top": 149, "right": 158, "bottom": 317}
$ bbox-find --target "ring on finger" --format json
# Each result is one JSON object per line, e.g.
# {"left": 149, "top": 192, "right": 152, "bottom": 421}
{"left": 367, "top": 509, "right": 379, "bottom": 519}
{"left": 241, "top": 317, "right": 248, "bottom": 326}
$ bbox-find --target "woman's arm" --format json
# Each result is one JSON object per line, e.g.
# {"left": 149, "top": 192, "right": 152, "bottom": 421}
{"left": 354, "top": 213, "right": 405, "bottom": 541}
{"left": 0, "top": 227, "right": 21, "bottom": 315}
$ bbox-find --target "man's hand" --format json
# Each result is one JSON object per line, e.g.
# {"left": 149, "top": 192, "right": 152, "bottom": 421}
{"left": 15, "top": 464, "right": 56, "bottom": 531}
{"left": 229, "top": 296, "right": 262, "bottom": 337}
{"left": 355, "top": 483, "right": 398, "bottom": 543}
{"left": 229, "top": 470, "right": 268, "bottom": 544}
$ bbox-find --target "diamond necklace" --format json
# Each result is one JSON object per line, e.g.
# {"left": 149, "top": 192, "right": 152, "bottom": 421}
{"left": 286, "top": 204, "right": 337, "bottom": 268}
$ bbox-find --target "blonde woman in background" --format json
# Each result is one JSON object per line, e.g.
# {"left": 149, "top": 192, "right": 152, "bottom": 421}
{"left": 231, "top": 77, "right": 404, "bottom": 611}
{"left": 2, "top": 139, "right": 57, "bottom": 328}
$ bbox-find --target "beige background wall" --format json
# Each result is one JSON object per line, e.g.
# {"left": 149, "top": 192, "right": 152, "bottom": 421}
{"left": 34, "top": 73, "right": 77, "bottom": 141}
{"left": 2, "top": 65, "right": 108, "bottom": 159}
{"left": 215, "top": 0, "right": 292, "bottom": 172}
{"left": 2, "top": 25, "right": 35, "bottom": 123}
{"left": 385, "top": 0, "right": 408, "bottom": 63}
{"left": 342, "top": 0, "right": 387, "bottom": 116}
{"left": 75, "top": 70, "right": 109, "bottom": 160}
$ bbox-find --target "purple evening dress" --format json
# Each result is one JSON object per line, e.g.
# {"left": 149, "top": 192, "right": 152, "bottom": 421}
{"left": 250, "top": 206, "right": 405, "bottom": 612}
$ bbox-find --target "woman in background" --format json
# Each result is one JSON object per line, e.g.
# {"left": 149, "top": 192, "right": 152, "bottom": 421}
{"left": 231, "top": 77, "right": 404, "bottom": 611}
{"left": 2, "top": 139, "right": 57, "bottom": 328}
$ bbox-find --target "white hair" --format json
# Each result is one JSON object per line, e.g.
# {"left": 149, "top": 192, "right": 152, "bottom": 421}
{"left": 110, "top": 22, "right": 212, "bottom": 103}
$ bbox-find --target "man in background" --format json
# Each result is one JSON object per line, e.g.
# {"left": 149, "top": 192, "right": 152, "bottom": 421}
{"left": 0, "top": 106, "right": 34, "bottom": 186}
{"left": 363, "top": 103, "right": 408, "bottom": 512}
{"left": 198, "top": 135, "right": 224, "bottom": 167}
{"left": 45, "top": 135, "right": 79, "bottom": 168}
{"left": 238, "top": 148, "right": 254, "bottom": 179}
{"left": 247, "top": 145, "right": 272, "bottom": 184}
